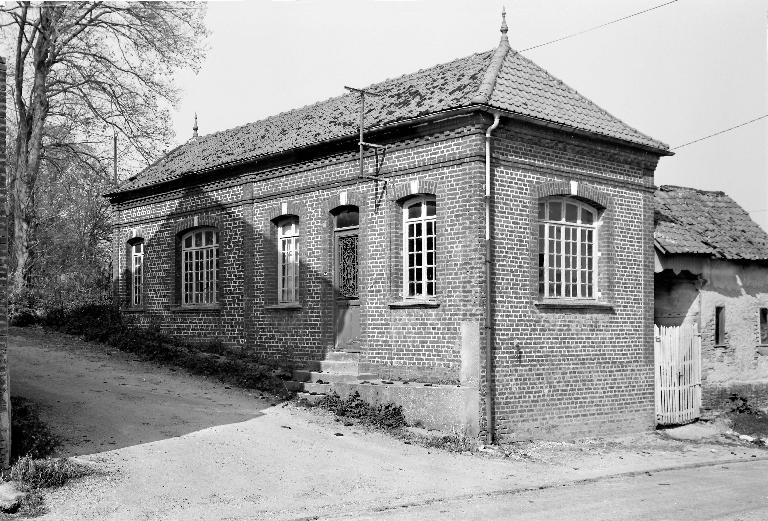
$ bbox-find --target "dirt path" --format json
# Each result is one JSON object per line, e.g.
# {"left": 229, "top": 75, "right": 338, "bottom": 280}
{"left": 9, "top": 327, "right": 768, "bottom": 520}
{"left": 10, "top": 327, "right": 271, "bottom": 456}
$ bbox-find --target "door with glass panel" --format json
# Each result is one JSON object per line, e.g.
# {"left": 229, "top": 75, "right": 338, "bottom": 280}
{"left": 332, "top": 206, "right": 360, "bottom": 351}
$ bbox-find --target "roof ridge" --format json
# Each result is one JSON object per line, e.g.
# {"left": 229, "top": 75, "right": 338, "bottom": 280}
{"left": 658, "top": 184, "right": 726, "bottom": 196}
{"left": 471, "top": 39, "right": 511, "bottom": 104}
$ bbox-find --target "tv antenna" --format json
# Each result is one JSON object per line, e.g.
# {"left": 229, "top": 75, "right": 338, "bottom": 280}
{"left": 345, "top": 86, "right": 388, "bottom": 183}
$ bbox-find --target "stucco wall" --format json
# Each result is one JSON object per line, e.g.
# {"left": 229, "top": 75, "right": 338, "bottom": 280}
{"left": 655, "top": 256, "right": 768, "bottom": 409}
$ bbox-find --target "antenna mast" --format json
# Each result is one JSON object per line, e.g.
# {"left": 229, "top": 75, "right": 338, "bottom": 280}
{"left": 344, "top": 86, "right": 388, "bottom": 182}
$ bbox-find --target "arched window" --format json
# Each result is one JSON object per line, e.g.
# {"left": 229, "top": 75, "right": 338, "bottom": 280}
{"left": 277, "top": 216, "right": 299, "bottom": 303}
{"left": 181, "top": 228, "right": 219, "bottom": 305}
{"left": 403, "top": 196, "right": 436, "bottom": 298}
{"left": 130, "top": 240, "right": 144, "bottom": 306}
{"left": 538, "top": 197, "right": 597, "bottom": 299}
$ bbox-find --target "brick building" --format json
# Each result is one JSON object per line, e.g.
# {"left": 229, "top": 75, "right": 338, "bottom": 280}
{"left": 107, "top": 18, "right": 671, "bottom": 440}
{"left": 655, "top": 185, "right": 768, "bottom": 411}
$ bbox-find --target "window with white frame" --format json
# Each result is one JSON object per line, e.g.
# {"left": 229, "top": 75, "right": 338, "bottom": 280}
{"left": 131, "top": 241, "right": 143, "bottom": 306}
{"left": 181, "top": 228, "right": 219, "bottom": 305}
{"left": 403, "top": 196, "right": 436, "bottom": 298}
{"left": 277, "top": 217, "right": 300, "bottom": 303}
{"left": 538, "top": 197, "right": 598, "bottom": 299}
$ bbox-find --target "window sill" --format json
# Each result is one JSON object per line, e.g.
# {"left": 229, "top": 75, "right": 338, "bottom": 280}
{"left": 265, "top": 303, "right": 303, "bottom": 311}
{"left": 389, "top": 299, "right": 441, "bottom": 309}
{"left": 535, "top": 299, "right": 613, "bottom": 311}
{"left": 170, "top": 304, "right": 222, "bottom": 313}
{"left": 714, "top": 344, "right": 729, "bottom": 349}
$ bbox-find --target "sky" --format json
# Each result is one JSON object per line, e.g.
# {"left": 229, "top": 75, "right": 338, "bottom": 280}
{"left": 170, "top": 0, "right": 768, "bottom": 231}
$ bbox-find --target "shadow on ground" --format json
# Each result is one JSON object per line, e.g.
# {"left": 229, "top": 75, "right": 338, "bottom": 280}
{"left": 9, "top": 326, "right": 275, "bottom": 457}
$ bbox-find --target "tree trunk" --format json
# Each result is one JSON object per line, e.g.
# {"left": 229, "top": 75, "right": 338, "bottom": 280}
{"left": 11, "top": 6, "right": 54, "bottom": 290}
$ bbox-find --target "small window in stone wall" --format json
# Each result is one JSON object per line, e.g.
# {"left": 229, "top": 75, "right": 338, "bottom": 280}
{"left": 760, "top": 308, "right": 768, "bottom": 345}
{"left": 715, "top": 306, "right": 726, "bottom": 345}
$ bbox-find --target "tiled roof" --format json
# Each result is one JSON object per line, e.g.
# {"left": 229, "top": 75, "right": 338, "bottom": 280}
{"left": 654, "top": 185, "right": 768, "bottom": 261}
{"left": 113, "top": 35, "right": 669, "bottom": 195}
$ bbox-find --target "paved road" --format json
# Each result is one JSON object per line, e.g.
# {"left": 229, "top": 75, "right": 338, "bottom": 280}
{"left": 330, "top": 460, "right": 768, "bottom": 520}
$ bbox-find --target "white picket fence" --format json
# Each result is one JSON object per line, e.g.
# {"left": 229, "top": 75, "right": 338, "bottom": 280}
{"left": 654, "top": 325, "right": 702, "bottom": 425}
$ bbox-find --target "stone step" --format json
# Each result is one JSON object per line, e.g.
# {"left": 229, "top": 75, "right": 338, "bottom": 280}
{"left": 324, "top": 351, "right": 361, "bottom": 362}
{"left": 304, "top": 360, "right": 361, "bottom": 373}
{"left": 292, "top": 370, "right": 376, "bottom": 384}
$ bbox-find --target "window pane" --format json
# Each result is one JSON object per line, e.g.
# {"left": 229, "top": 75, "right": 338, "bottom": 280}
{"left": 538, "top": 203, "right": 546, "bottom": 220}
{"left": 195, "top": 232, "right": 202, "bottom": 247}
{"left": 760, "top": 309, "right": 768, "bottom": 344}
{"left": 184, "top": 235, "right": 192, "bottom": 248}
{"left": 581, "top": 208, "right": 594, "bottom": 225}
{"left": 205, "top": 230, "right": 214, "bottom": 246}
{"left": 425, "top": 200, "right": 436, "bottom": 217}
{"left": 565, "top": 203, "right": 578, "bottom": 222}
{"left": 549, "top": 202, "right": 562, "bottom": 221}
{"left": 408, "top": 203, "right": 421, "bottom": 219}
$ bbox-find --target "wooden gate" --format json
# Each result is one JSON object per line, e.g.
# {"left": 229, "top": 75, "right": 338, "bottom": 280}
{"left": 654, "top": 325, "right": 702, "bottom": 425}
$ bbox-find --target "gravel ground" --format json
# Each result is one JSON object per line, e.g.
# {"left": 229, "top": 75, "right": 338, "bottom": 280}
{"left": 7, "top": 327, "right": 768, "bottom": 520}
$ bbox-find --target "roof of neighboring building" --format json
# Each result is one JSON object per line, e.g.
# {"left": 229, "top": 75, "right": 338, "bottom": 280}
{"left": 112, "top": 20, "right": 669, "bottom": 196}
{"left": 654, "top": 185, "right": 768, "bottom": 261}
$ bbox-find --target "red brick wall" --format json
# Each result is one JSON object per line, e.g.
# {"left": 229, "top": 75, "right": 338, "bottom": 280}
{"left": 112, "top": 111, "right": 662, "bottom": 438}
{"left": 488, "top": 118, "right": 659, "bottom": 440}
{"left": 114, "top": 116, "right": 487, "bottom": 381}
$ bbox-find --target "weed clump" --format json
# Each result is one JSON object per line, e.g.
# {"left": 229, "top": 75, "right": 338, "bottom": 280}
{"left": 727, "top": 394, "right": 768, "bottom": 438}
{"left": 314, "top": 392, "right": 407, "bottom": 430}
{"left": 9, "top": 456, "right": 91, "bottom": 489}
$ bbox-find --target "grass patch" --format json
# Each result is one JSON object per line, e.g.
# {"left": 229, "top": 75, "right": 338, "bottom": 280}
{"left": 10, "top": 397, "right": 60, "bottom": 462}
{"left": 307, "top": 392, "right": 407, "bottom": 430}
{"left": 36, "top": 304, "right": 292, "bottom": 397}
{"left": 8, "top": 456, "right": 91, "bottom": 490}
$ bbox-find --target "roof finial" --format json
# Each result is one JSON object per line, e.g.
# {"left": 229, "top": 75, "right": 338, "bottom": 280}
{"left": 500, "top": 7, "right": 508, "bottom": 39}
{"left": 192, "top": 112, "right": 198, "bottom": 138}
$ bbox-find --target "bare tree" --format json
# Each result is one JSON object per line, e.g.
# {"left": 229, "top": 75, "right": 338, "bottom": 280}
{"left": 1, "top": 1, "right": 207, "bottom": 289}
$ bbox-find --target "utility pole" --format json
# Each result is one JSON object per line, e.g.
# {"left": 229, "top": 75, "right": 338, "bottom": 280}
{"left": 113, "top": 133, "right": 118, "bottom": 185}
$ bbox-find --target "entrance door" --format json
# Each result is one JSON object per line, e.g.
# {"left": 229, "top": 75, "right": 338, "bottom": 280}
{"left": 654, "top": 324, "right": 702, "bottom": 425}
{"left": 333, "top": 207, "right": 361, "bottom": 351}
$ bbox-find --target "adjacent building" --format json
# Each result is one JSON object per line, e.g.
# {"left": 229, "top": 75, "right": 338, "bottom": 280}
{"left": 107, "top": 18, "right": 671, "bottom": 440}
{"left": 655, "top": 185, "right": 768, "bottom": 410}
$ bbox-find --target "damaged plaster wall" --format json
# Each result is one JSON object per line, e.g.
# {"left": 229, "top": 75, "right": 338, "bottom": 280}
{"left": 655, "top": 255, "right": 768, "bottom": 409}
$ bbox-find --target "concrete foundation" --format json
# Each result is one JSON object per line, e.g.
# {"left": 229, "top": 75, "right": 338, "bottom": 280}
{"left": 332, "top": 382, "right": 480, "bottom": 436}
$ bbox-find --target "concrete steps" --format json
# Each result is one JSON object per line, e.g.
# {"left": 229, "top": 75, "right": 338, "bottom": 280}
{"left": 289, "top": 351, "right": 374, "bottom": 399}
